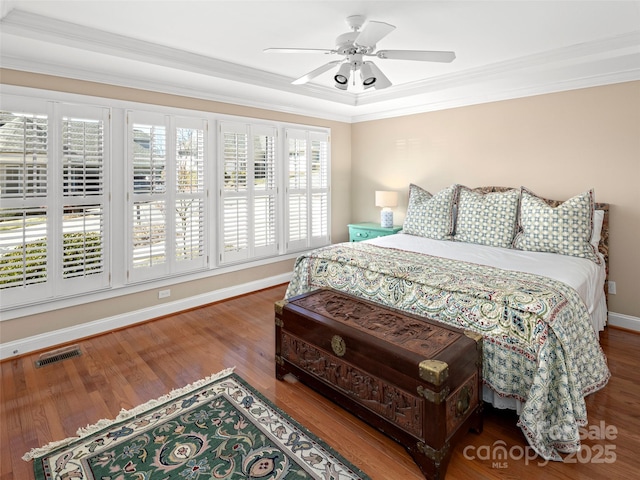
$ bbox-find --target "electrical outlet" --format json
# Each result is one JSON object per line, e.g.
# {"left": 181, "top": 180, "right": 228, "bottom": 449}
{"left": 608, "top": 281, "right": 616, "bottom": 295}
{"left": 158, "top": 289, "right": 171, "bottom": 299}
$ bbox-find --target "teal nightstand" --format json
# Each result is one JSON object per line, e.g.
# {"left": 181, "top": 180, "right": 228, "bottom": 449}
{"left": 348, "top": 223, "right": 403, "bottom": 242}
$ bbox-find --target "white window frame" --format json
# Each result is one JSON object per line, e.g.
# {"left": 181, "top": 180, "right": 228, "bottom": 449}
{"left": 173, "top": 116, "right": 209, "bottom": 274}
{"left": 0, "top": 87, "right": 331, "bottom": 315}
{"left": 285, "top": 128, "right": 331, "bottom": 252}
{"left": 219, "top": 122, "right": 278, "bottom": 265}
{"left": 58, "top": 103, "right": 111, "bottom": 295}
{"left": 0, "top": 96, "right": 111, "bottom": 308}
{"left": 126, "top": 111, "right": 209, "bottom": 283}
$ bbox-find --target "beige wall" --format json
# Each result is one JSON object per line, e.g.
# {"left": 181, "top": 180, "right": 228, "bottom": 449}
{"left": 0, "top": 69, "right": 352, "bottom": 344}
{"left": 352, "top": 81, "right": 640, "bottom": 317}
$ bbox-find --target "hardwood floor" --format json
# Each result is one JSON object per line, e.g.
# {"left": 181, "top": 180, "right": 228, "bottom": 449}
{"left": 2, "top": 284, "right": 639, "bottom": 479}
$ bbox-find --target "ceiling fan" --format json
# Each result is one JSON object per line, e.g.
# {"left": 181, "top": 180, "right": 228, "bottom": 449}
{"left": 264, "top": 15, "right": 456, "bottom": 91}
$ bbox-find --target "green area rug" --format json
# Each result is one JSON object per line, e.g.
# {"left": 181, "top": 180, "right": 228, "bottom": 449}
{"left": 23, "top": 368, "right": 370, "bottom": 479}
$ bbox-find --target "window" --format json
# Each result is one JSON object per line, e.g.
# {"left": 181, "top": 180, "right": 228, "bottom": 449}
{"left": 219, "top": 123, "right": 277, "bottom": 264}
{"left": 285, "top": 129, "right": 330, "bottom": 252}
{"left": 0, "top": 99, "right": 110, "bottom": 306}
{"left": 0, "top": 89, "right": 330, "bottom": 311}
{"left": 175, "top": 123, "right": 206, "bottom": 269}
{"left": 0, "top": 107, "right": 49, "bottom": 300}
{"left": 127, "top": 112, "right": 208, "bottom": 282}
{"left": 60, "top": 105, "right": 109, "bottom": 293}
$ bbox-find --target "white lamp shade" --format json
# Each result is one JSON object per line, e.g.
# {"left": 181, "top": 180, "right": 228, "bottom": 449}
{"left": 375, "top": 190, "right": 398, "bottom": 208}
{"left": 375, "top": 190, "right": 397, "bottom": 228}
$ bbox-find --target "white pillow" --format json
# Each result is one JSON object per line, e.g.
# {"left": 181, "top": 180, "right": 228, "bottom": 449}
{"left": 591, "top": 209, "right": 604, "bottom": 250}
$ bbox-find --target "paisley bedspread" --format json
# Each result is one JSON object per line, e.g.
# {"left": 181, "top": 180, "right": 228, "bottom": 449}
{"left": 285, "top": 242, "right": 610, "bottom": 461}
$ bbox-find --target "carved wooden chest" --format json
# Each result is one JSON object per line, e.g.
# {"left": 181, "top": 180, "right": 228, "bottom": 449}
{"left": 275, "top": 289, "right": 483, "bottom": 480}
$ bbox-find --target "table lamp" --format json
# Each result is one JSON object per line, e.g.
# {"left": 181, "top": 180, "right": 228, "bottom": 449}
{"left": 375, "top": 190, "right": 398, "bottom": 228}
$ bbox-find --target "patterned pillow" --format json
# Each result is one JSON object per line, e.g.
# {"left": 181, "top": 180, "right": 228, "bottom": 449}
{"left": 513, "top": 188, "right": 600, "bottom": 263}
{"left": 402, "top": 184, "right": 458, "bottom": 240}
{"left": 454, "top": 187, "right": 520, "bottom": 248}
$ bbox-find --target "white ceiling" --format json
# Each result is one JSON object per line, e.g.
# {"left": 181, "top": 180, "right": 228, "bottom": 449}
{"left": 1, "top": 0, "right": 639, "bottom": 122}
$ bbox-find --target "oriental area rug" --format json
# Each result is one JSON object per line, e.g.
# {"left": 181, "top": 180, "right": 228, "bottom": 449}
{"left": 23, "top": 368, "right": 370, "bottom": 480}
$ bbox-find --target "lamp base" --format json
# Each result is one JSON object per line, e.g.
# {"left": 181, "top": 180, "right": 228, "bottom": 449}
{"left": 380, "top": 208, "right": 393, "bottom": 228}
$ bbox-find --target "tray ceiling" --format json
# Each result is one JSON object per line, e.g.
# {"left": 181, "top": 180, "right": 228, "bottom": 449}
{"left": 1, "top": 1, "right": 639, "bottom": 122}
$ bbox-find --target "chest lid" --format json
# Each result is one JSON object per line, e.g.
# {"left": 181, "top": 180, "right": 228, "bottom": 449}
{"left": 285, "top": 289, "right": 464, "bottom": 362}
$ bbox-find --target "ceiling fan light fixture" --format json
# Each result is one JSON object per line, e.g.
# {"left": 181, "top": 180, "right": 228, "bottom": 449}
{"left": 366, "top": 61, "right": 392, "bottom": 90}
{"left": 334, "top": 63, "right": 352, "bottom": 86}
{"left": 360, "top": 62, "right": 376, "bottom": 87}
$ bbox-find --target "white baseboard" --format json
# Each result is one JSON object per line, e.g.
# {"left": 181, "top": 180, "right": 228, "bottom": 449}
{"left": 608, "top": 311, "right": 640, "bottom": 332}
{"left": 0, "top": 273, "right": 291, "bottom": 361}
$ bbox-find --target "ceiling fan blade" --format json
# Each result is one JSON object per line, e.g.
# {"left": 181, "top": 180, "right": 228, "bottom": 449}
{"left": 292, "top": 60, "right": 344, "bottom": 85}
{"left": 365, "top": 62, "right": 392, "bottom": 90}
{"left": 355, "top": 21, "right": 395, "bottom": 47}
{"left": 376, "top": 50, "right": 456, "bottom": 63}
{"left": 264, "top": 48, "right": 335, "bottom": 54}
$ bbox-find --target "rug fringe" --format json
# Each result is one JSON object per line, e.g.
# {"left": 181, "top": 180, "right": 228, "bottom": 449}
{"left": 22, "top": 367, "right": 235, "bottom": 462}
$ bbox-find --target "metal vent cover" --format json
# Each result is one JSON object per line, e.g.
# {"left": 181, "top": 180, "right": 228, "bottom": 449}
{"left": 35, "top": 345, "right": 82, "bottom": 368}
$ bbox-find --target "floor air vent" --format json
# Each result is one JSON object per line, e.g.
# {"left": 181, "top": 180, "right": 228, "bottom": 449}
{"left": 35, "top": 345, "right": 82, "bottom": 368}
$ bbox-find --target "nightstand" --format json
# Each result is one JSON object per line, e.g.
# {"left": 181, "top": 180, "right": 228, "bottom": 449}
{"left": 348, "top": 223, "right": 403, "bottom": 242}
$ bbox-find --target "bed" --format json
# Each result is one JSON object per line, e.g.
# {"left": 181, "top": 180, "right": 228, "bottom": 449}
{"left": 285, "top": 184, "right": 611, "bottom": 462}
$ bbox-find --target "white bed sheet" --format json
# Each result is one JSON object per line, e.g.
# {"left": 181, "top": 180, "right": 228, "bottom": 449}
{"left": 367, "top": 233, "right": 608, "bottom": 333}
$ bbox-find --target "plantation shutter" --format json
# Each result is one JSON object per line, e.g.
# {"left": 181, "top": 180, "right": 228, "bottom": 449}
{"left": 59, "top": 104, "right": 110, "bottom": 293}
{"left": 252, "top": 126, "right": 278, "bottom": 258}
{"left": 285, "top": 129, "right": 330, "bottom": 252}
{"left": 0, "top": 105, "right": 50, "bottom": 302}
{"left": 0, "top": 99, "right": 111, "bottom": 306}
{"left": 309, "top": 131, "right": 330, "bottom": 246}
{"left": 127, "top": 112, "right": 208, "bottom": 282}
{"left": 174, "top": 118, "right": 207, "bottom": 272}
{"left": 286, "top": 130, "right": 308, "bottom": 252}
{"left": 220, "top": 123, "right": 249, "bottom": 263}
{"left": 128, "top": 112, "right": 169, "bottom": 281}
{"left": 219, "top": 123, "right": 278, "bottom": 264}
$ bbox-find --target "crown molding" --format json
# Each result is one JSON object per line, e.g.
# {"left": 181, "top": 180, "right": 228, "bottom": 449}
{"left": 0, "top": 55, "right": 356, "bottom": 123}
{"left": 0, "top": 9, "right": 356, "bottom": 107}
{"left": 349, "top": 68, "right": 640, "bottom": 123}
{"left": 355, "top": 30, "right": 640, "bottom": 106}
